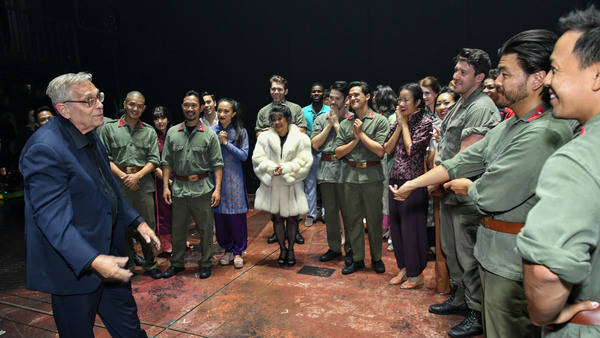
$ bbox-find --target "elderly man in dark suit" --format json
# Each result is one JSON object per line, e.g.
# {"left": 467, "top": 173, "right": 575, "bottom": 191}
{"left": 19, "top": 72, "right": 160, "bottom": 337}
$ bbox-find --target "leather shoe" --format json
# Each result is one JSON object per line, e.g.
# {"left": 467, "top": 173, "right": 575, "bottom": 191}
{"left": 320, "top": 249, "right": 342, "bottom": 262}
{"left": 295, "top": 232, "right": 305, "bottom": 244}
{"left": 342, "top": 260, "right": 365, "bottom": 275}
{"left": 429, "top": 300, "right": 469, "bottom": 316}
{"left": 448, "top": 309, "right": 483, "bottom": 338}
{"left": 198, "top": 267, "right": 211, "bottom": 279}
{"left": 372, "top": 259, "right": 385, "bottom": 273}
{"left": 162, "top": 266, "right": 184, "bottom": 279}
{"left": 267, "top": 233, "right": 277, "bottom": 244}
{"left": 146, "top": 268, "right": 162, "bottom": 279}
{"left": 134, "top": 255, "right": 145, "bottom": 266}
{"left": 344, "top": 250, "right": 354, "bottom": 267}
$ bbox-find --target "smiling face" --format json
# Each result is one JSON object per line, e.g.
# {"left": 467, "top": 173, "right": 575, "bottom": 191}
{"left": 483, "top": 78, "right": 499, "bottom": 103}
{"left": 495, "top": 53, "right": 529, "bottom": 109}
{"left": 217, "top": 101, "right": 236, "bottom": 128}
{"left": 435, "top": 92, "right": 456, "bottom": 119}
{"left": 123, "top": 95, "right": 145, "bottom": 122}
{"left": 203, "top": 95, "right": 216, "bottom": 115}
{"left": 544, "top": 31, "right": 596, "bottom": 123}
{"left": 329, "top": 90, "right": 345, "bottom": 112}
{"left": 397, "top": 89, "right": 420, "bottom": 116}
{"left": 35, "top": 110, "right": 54, "bottom": 127}
{"left": 421, "top": 86, "right": 437, "bottom": 110}
{"left": 270, "top": 81, "right": 287, "bottom": 103}
{"left": 271, "top": 113, "right": 289, "bottom": 136}
{"left": 452, "top": 61, "right": 484, "bottom": 97}
{"left": 57, "top": 81, "right": 104, "bottom": 134}
{"left": 181, "top": 95, "right": 202, "bottom": 124}
{"left": 310, "top": 85, "right": 324, "bottom": 104}
{"left": 348, "top": 86, "right": 370, "bottom": 112}
{"left": 153, "top": 116, "right": 168, "bottom": 133}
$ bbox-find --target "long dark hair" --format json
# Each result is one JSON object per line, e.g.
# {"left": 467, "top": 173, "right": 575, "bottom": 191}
{"left": 218, "top": 98, "right": 246, "bottom": 147}
{"left": 373, "top": 85, "right": 398, "bottom": 116}
{"left": 152, "top": 106, "right": 172, "bottom": 134}
{"left": 399, "top": 83, "right": 428, "bottom": 134}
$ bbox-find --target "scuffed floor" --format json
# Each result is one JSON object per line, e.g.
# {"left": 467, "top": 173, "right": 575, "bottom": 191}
{"left": 0, "top": 202, "right": 476, "bottom": 337}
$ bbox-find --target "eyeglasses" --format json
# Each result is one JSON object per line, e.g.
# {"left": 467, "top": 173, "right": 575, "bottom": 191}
{"left": 63, "top": 92, "right": 104, "bottom": 108}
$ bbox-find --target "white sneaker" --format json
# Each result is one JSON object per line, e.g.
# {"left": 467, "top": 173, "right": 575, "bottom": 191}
{"left": 305, "top": 217, "right": 314, "bottom": 227}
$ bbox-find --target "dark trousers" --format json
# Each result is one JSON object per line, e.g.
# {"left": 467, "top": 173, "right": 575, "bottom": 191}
{"left": 214, "top": 213, "right": 248, "bottom": 255}
{"left": 389, "top": 178, "right": 429, "bottom": 277}
{"left": 51, "top": 281, "right": 146, "bottom": 338}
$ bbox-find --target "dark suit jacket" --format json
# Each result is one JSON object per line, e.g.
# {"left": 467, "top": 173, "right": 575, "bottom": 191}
{"left": 19, "top": 116, "right": 140, "bottom": 295}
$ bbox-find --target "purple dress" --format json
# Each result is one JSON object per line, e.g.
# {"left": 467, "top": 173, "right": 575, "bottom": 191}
{"left": 211, "top": 123, "right": 249, "bottom": 255}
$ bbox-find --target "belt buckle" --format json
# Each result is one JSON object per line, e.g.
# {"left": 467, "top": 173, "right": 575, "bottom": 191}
{"left": 331, "top": 155, "right": 338, "bottom": 161}
{"left": 357, "top": 162, "right": 367, "bottom": 168}
{"left": 189, "top": 174, "right": 199, "bottom": 182}
{"left": 125, "top": 167, "right": 135, "bottom": 174}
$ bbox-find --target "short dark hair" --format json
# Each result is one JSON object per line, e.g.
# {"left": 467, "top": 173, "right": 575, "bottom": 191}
{"left": 330, "top": 81, "right": 348, "bottom": 97}
{"left": 454, "top": 48, "right": 492, "bottom": 77}
{"left": 487, "top": 68, "right": 500, "bottom": 80}
{"left": 348, "top": 81, "right": 372, "bottom": 107}
{"left": 184, "top": 90, "right": 201, "bottom": 101}
{"left": 498, "top": 29, "right": 557, "bottom": 102}
{"left": 34, "top": 106, "right": 53, "bottom": 124}
{"left": 201, "top": 91, "right": 216, "bottom": 103}
{"left": 268, "top": 103, "right": 292, "bottom": 123}
{"left": 558, "top": 5, "right": 600, "bottom": 69}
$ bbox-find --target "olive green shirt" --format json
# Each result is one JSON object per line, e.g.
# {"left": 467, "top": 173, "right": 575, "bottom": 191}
{"left": 436, "top": 87, "right": 500, "bottom": 205}
{"left": 334, "top": 110, "right": 390, "bottom": 184}
{"left": 99, "top": 116, "right": 160, "bottom": 194}
{"left": 255, "top": 101, "right": 307, "bottom": 133}
{"left": 443, "top": 104, "right": 573, "bottom": 280}
{"left": 311, "top": 110, "right": 353, "bottom": 184}
{"left": 161, "top": 122, "right": 224, "bottom": 198}
{"left": 517, "top": 112, "right": 600, "bottom": 337}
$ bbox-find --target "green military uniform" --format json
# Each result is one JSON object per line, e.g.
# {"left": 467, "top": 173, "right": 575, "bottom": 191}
{"left": 99, "top": 116, "right": 160, "bottom": 272}
{"left": 335, "top": 110, "right": 390, "bottom": 262}
{"left": 255, "top": 101, "right": 307, "bottom": 133}
{"left": 435, "top": 87, "right": 499, "bottom": 312}
{"left": 443, "top": 104, "right": 573, "bottom": 337}
{"left": 517, "top": 112, "right": 600, "bottom": 337}
{"left": 312, "top": 110, "right": 353, "bottom": 254}
{"left": 161, "top": 122, "right": 224, "bottom": 268}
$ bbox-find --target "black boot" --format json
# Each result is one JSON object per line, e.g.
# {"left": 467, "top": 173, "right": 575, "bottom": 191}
{"left": 448, "top": 309, "right": 483, "bottom": 338}
{"left": 429, "top": 284, "right": 469, "bottom": 316}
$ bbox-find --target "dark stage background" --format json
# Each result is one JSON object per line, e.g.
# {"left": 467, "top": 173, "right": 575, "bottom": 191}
{"left": 0, "top": 0, "right": 594, "bottom": 191}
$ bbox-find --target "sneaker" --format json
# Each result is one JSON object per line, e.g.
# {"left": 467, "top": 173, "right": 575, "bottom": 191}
{"left": 305, "top": 217, "right": 314, "bottom": 227}
{"left": 220, "top": 252, "right": 233, "bottom": 265}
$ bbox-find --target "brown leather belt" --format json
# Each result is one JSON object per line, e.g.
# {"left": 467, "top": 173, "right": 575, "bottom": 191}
{"left": 321, "top": 154, "right": 338, "bottom": 161}
{"left": 174, "top": 173, "right": 209, "bottom": 181}
{"left": 347, "top": 160, "right": 380, "bottom": 168}
{"left": 479, "top": 217, "right": 524, "bottom": 235}
{"left": 119, "top": 166, "right": 144, "bottom": 174}
{"left": 571, "top": 307, "right": 600, "bottom": 325}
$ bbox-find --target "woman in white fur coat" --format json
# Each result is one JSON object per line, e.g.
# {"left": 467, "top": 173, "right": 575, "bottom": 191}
{"left": 253, "top": 104, "right": 313, "bottom": 267}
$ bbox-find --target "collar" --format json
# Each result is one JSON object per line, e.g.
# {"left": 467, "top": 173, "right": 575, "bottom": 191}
{"left": 326, "top": 110, "right": 351, "bottom": 119}
{"left": 517, "top": 103, "right": 550, "bottom": 123}
{"left": 60, "top": 115, "right": 93, "bottom": 150}
{"left": 178, "top": 122, "right": 204, "bottom": 132}
{"left": 461, "top": 87, "right": 486, "bottom": 108}
{"left": 583, "top": 111, "right": 600, "bottom": 131}
{"left": 349, "top": 110, "right": 374, "bottom": 120}
{"left": 118, "top": 116, "right": 144, "bottom": 129}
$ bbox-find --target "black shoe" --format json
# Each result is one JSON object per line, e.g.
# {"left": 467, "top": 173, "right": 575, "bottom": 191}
{"left": 198, "top": 267, "right": 212, "bottom": 279}
{"left": 342, "top": 260, "right": 365, "bottom": 275}
{"left": 295, "top": 232, "right": 305, "bottom": 244}
{"left": 429, "top": 300, "right": 469, "bottom": 316}
{"left": 372, "top": 259, "right": 385, "bottom": 273}
{"left": 287, "top": 250, "right": 296, "bottom": 267}
{"left": 134, "top": 255, "right": 145, "bottom": 266}
{"left": 278, "top": 248, "right": 287, "bottom": 266}
{"left": 267, "top": 233, "right": 277, "bottom": 244}
{"left": 448, "top": 310, "right": 483, "bottom": 338}
{"left": 320, "top": 249, "right": 342, "bottom": 262}
{"left": 146, "top": 268, "right": 162, "bottom": 279}
{"left": 344, "top": 250, "right": 354, "bottom": 267}
{"left": 162, "top": 266, "right": 184, "bottom": 278}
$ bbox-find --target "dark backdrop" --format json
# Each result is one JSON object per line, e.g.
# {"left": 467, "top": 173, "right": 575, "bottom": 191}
{"left": 1, "top": 0, "right": 593, "bottom": 191}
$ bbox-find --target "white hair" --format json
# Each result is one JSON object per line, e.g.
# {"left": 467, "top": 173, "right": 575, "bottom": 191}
{"left": 46, "top": 72, "right": 92, "bottom": 106}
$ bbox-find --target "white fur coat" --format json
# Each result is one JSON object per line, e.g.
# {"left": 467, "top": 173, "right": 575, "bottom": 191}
{"left": 252, "top": 124, "right": 313, "bottom": 217}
